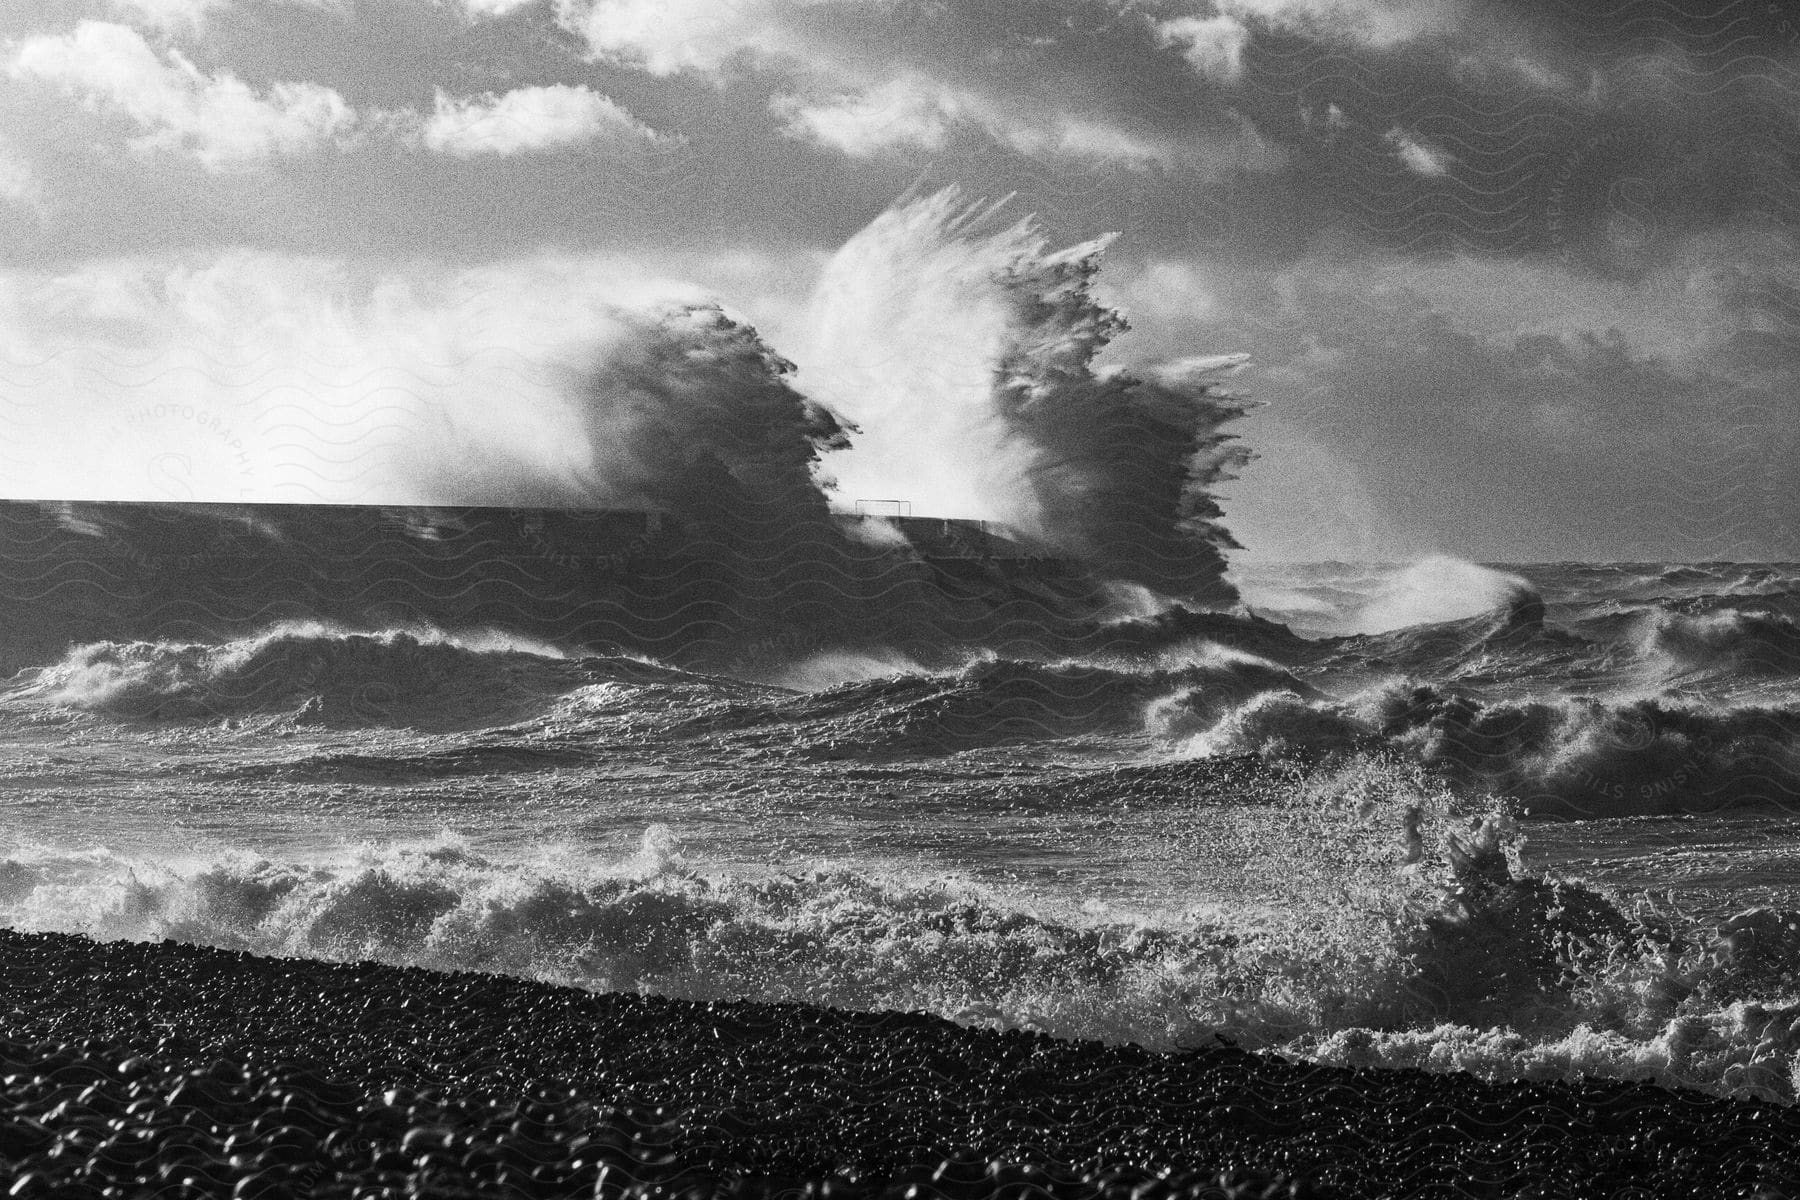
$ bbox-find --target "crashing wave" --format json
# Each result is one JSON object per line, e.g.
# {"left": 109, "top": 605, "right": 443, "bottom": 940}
{"left": 1635, "top": 607, "right": 1800, "bottom": 679}
{"left": 1177, "top": 680, "right": 1800, "bottom": 817}
{"left": 681, "top": 650, "right": 1316, "bottom": 756}
{"left": 6, "top": 623, "right": 593, "bottom": 728}
{"left": 9, "top": 804, "right": 1800, "bottom": 1102}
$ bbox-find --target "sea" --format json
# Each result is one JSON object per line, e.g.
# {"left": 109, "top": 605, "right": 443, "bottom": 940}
{"left": 4, "top": 550, "right": 1800, "bottom": 1106}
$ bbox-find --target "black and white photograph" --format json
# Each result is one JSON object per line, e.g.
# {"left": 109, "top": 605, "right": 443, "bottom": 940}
{"left": 0, "top": 0, "right": 1798, "bottom": 1196}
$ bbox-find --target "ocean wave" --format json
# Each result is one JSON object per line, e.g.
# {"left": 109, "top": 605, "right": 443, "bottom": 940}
{"left": 3, "top": 623, "right": 599, "bottom": 729}
{"left": 1343, "top": 557, "right": 1537, "bottom": 637}
{"left": 1235, "top": 564, "right": 1800, "bottom": 700}
{"left": 8, "top": 800, "right": 1800, "bottom": 1102}
{"left": 1635, "top": 607, "right": 1800, "bottom": 678}
{"left": 679, "top": 650, "right": 1316, "bottom": 756}
{"left": 1387, "top": 691, "right": 1800, "bottom": 817}
{"left": 1181, "top": 681, "right": 1800, "bottom": 817}
{"left": 1320, "top": 589, "right": 1587, "bottom": 686}
{"left": 1232, "top": 557, "right": 1536, "bottom": 640}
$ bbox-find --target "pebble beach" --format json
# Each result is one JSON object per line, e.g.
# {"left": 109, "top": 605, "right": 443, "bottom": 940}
{"left": 4, "top": 928, "right": 1798, "bottom": 1200}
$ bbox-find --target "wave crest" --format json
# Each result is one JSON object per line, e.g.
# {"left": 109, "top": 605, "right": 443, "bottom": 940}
{"left": 1638, "top": 607, "right": 1800, "bottom": 678}
{"left": 10, "top": 622, "right": 586, "bottom": 728}
{"left": 1172, "top": 680, "right": 1800, "bottom": 817}
{"left": 687, "top": 651, "right": 1315, "bottom": 756}
{"left": 11, "top": 809, "right": 1800, "bottom": 1101}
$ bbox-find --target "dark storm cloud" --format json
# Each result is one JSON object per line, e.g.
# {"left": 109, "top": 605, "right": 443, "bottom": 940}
{"left": 4, "top": 0, "right": 1793, "bottom": 261}
{"left": 9, "top": 0, "right": 1789, "bottom": 273}
{"left": 1259, "top": 286, "right": 1793, "bottom": 560}
{"left": 1, "top": 0, "right": 1795, "bottom": 559}
{"left": 1090, "top": 0, "right": 1800, "bottom": 561}
{"left": 1144, "top": 0, "right": 1800, "bottom": 271}
{"left": 1105, "top": 235, "right": 1800, "bottom": 561}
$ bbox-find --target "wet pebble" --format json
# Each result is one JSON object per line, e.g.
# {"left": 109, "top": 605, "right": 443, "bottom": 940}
{"left": 2, "top": 928, "right": 1799, "bottom": 1199}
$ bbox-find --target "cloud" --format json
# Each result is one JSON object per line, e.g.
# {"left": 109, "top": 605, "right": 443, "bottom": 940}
{"left": 1384, "top": 125, "right": 1453, "bottom": 176}
{"left": 772, "top": 74, "right": 1184, "bottom": 167}
{"left": 1222, "top": 0, "right": 1466, "bottom": 48}
{"left": 0, "top": 137, "right": 44, "bottom": 215}
{"left": 105, "top": 0, "right": 347, "bottom": 32}
{"left": 772, "top": 75, "right": 955, "bottom": 156}
{"left": 556, "top": 0, "right": 1280, "bottom": 172}
{"left": 8, "top": 26, "right": 661, "bottom": 173}
{"left": 1101, "top": 236, "right": 1800, "bottom": 562}
{"left": 1026, "top": 115, "right": 1186, "bottom": 167}
{"left": 1241, "top": 266, "right": 1791, "bottom": 560}
{"left": 0, "top": 0, "right": 1791, "bottom": 566}
{"left": 10, "top": 21, "right": 357, "bottom": 171}
{"left": 1156, "top": 13, "right": 1251, "bottom": 83}
{"left": 420, "top": 84, "right": 659, "bottom": 156}
{"left": 106, "top": 0, "right": 230, "bottom": 30}
{"left": 555, "top": 0, "right": 762, "bottom": 77}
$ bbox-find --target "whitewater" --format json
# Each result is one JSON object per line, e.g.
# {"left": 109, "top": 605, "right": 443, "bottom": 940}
{"left": 4, "top": 193, "right": 1800, "bottom": 1117}
{"left": 7, "top": 551, "right": 1800, "bottom": 1105}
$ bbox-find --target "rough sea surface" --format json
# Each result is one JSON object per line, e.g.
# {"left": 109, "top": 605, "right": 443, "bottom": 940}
{"left": 5, "top": 552, "right": 1800, "bottom": 1106}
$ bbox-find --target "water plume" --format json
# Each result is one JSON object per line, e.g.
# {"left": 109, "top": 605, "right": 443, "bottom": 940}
{"left": 555, "top": 303, "right": 849, "bottom": 522}
{"left": 1347, "top": 556, "right": 1536, "bottom": 635}
{"left": 796, "top": 188, "right": 1253, "bottom": 607}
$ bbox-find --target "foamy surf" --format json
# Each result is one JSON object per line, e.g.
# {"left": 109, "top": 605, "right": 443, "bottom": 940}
{"left": 7, "top": 817, "right": 1800, "bottom": 1103}
{"left": 0, "top": 195, "right": 1798, "bottom": 1138}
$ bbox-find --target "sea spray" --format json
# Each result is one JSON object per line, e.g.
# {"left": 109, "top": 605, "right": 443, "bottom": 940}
{"left": 1344, "top": 557, "right": 1536, "bottom": 636}
{"left": 796, "top": 188, "right": 1253, "bottom": 608}
{"left": 4, "top": 791, "right": 1799, "bottom": 1102}
{"left": 1174, "top": 679, "right": 1800, "bottom": 818}
{"left": 6, "top": 622, "right": 591, "bottom": 728}
{"left": 0, "top": 190, "right": 1267, "bottom": 676}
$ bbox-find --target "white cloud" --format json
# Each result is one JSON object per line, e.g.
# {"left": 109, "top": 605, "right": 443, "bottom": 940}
{"left": 11, "top": 21, "right": 357, "bottom": 171}
{"left": 464, "top": 0, "right": 541, "bottom": 14}
{"left": 10, "top": 24, "right": 662, "bottom": 172}
{"left": 1017, "top": 114, "right": 1175, "bottom": 167}
{"left": 1454, "top": 51, "right": 1574, "bottom": 94}
{"left": 105, "top": 0, "right": 348, "bottom": 32}
{"left": 0, "top": 161, "right": 35, "bottom": 207}
{"left": 1384, "top": 126, "right": 1452, "bottom": 176}
{"left": 1225, "top": 0, "right": 1572, "bottom": 96}
{"left": 0, "top": 138, "right": 44, "bottom": 215}
{"left": 552, "top": 0, "right": 1284, "bottom": 171}
{"left": 559, "top": 0, "right": 1279, "bottom": 172}
{"left": 421, "top": 84, "right": 657, "bottom": 156}
{"left": 1221, "top": 0, "right": 1461, "bottom": 48}
{"left": 559, "top": 0, "right": 1455, "bottom": 77}
{"left": 774, "top": 75, "right": 1185, "bottom": 168}
{"left": 772, "top": 75, "right": 955, "bottom": 157}
{"left": 1157, "top": 14, "right": 1251, "bottom": 83}
{"left": 106, "top": 0, "right": 230, "bottom": 30}
{"left": 555, "top": 0, "right": 769, "bottom": 76}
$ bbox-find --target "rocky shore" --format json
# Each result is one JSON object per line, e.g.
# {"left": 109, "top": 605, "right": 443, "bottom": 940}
{"left": 0, "top": 929, "right": 1795, "bottom": 1199}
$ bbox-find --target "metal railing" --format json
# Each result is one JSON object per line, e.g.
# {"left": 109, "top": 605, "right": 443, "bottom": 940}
{"left": 853, "top": 499, "right": 912, "bottom": 518}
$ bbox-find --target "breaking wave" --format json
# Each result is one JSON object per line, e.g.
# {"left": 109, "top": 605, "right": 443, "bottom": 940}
{"left": 1342, "top": 557, "right": 1535, "bottom": 636}
{"left": 796, "top": 187, "right": 1252, "bottom": 607}
{"left": 6, "top": 623, "right": 602, "bottom": 729}
{"left": 9, "top": 802, "right": 1800, "bottom": 1103}
{"left": 688, "top": 650, "right": 1314, "bottom": 757}
{"left": 1636, "top": 607, "right": 1800, "bottom": 679}
{"left": 1178, "top": 681, "right": 1800, "bottom": 817}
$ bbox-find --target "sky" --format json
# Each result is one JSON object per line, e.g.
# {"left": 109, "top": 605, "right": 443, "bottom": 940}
{"left": 0, "top": 0, "right": 1795, "bottom": 562}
